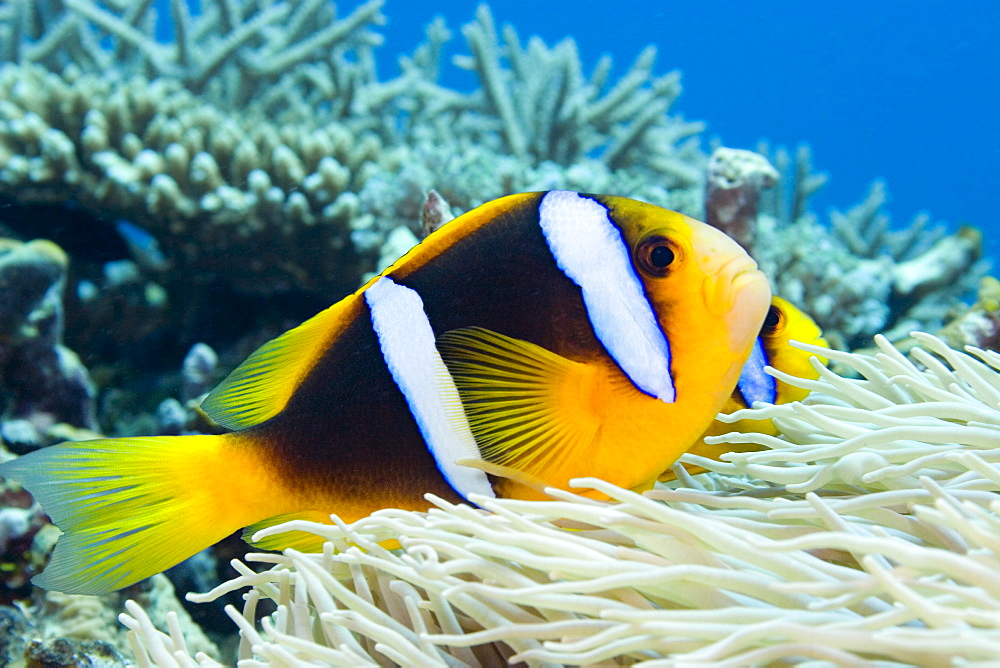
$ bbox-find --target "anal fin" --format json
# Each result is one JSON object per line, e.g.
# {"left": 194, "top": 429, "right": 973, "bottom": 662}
{"left": 242, "top": 510, "right": 336, "bottom": 552}
{"left": 244, "top": 511, "right": 407, "bottom": 552}
{"left": 437, "top": 327, "right": 605, "bottom": 497}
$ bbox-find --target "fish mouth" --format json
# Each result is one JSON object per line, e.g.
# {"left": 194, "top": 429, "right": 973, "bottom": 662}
{"left": 730, "top": 256, "right": 762, "bottom": 279}
{"left": 729, "top": 269, "right": 771, "bottom": 353}
{"left": 732, "top": 265, "right": 768, "bottom": 292}
{"left": 705, "top": 257, "right": 764, "bottom": 314}
{"left": 704, "top": 257, "right": 771, "bottom": 352}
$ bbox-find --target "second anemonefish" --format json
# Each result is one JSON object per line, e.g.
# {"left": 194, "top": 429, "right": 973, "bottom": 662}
{"left": 0, "top": 191, "right": 770, "bottom": 594}
{"left": 660, "top": 295, "right": 829, "bottom": 481}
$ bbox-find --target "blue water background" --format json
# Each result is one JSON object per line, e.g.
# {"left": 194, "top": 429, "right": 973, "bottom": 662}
{"left": 166, "top": 1, "right": 1000, "bottom": 265}
{"left": 382, "top": 1, "right": 998, "bottom": 261}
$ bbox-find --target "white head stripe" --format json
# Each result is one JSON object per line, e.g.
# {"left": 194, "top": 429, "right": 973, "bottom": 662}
{"left": 365, "top": 277, "right": 496, "bottom": 501}
{"left": 539, "top": 191, "right": 675, "bottom": 402}
{"left": 737, "top": 337, "right": 777, "bottom": 406}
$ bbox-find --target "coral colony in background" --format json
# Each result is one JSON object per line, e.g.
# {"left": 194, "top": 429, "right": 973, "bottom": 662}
{"left": 0, "top": 1, "right": 996, "bottom": 666}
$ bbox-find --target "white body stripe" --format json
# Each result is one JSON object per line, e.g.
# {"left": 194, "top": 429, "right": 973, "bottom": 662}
{"left": 539, "top": 190, "right": 675, "bottom": 402}
{"left": 365, "top": 277, "right": 496, "bottom": 500}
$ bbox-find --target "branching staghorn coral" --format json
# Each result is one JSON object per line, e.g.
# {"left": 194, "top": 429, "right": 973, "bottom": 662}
{"left": 121, "top": 333, "right": 1000, "bottom": 666}
{"left": 448, "top": 4, "right": 704, "bottom": 174}
{"left": 0, "top": 3, "right": 994, "bottom": 664}
{"left": 0, "top": 1, "right": 710, "bottom": 297}
{"left": 0, "top": 1, "right": 392, "bottom": 297}
{"left": 354, "top": 4, "right": 708, "bottom": 255}
{"left": 1, "top": 0, "right": 391, "bottom": 123}
{"left": 757, "top": 143, "right": 828, "bottom": 228}
{"left": 0, "top": 2, "right": 987, "bottom": 337}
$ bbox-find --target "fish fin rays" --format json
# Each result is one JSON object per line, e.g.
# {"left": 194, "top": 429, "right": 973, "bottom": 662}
{"left": 0, "top": 434, "right": 274, "bottom": 595}
{"left": 454, "top": 457, "right": 552, "bottom": 498}
{"left": 242, "top": 510, "right": 334, "bottom": 552}
{"left": 244, "top": 512, "right": 409, "bottom": 553}
{"left": 437, "top": 327, "right": 603, "bottom": 492}
{"left": 201, "top": 299, "right": 358, "bottom": 430}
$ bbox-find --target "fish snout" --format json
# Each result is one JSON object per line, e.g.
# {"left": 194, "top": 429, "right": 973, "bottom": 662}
{"left": 717, "top": 259, "right": 771, "bottom": 353}
{"left": 681, "top": 218, "right": 772, "bottom": 353}
{"left": 676, "top": 219, "right": 771, "bottom": 354}
{"left": 702, "top": 231, "right": 771, "bottom": 353}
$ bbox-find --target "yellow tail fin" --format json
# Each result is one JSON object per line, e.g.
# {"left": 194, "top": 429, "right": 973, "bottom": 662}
{"left": 0, "top": 433, "right": 282, "bottom": 595}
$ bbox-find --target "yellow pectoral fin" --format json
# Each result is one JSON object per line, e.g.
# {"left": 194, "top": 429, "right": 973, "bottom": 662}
{"left": 437, "top": 327, "right": 605, "bottom": 497}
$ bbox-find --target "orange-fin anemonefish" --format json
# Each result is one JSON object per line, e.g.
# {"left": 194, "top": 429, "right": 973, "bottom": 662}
{"left": 0, "top": 191, "right": 771, "bottom": 594}
{"left": 660, "top": 295, "right": 829, "bottom": 481}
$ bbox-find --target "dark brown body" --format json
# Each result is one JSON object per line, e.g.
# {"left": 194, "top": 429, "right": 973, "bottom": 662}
{"left": 230, "top": 192, "right": 608, "bottom": 519}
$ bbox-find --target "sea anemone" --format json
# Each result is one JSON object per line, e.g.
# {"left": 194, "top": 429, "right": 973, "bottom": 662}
{"left": 120, "top": 332, "right": 1000, "bottom": 666}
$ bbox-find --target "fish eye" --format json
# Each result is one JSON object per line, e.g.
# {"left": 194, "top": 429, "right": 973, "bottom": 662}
{"left": 635, "top": 236, "right": 677, "bottom": 277}
{"left": 762, "top": 304, "right": 783, "bottom": 333}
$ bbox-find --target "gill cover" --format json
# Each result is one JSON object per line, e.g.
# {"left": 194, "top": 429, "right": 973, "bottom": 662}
{"left": 538, "top": 191, "right": 675, "bottom": 402}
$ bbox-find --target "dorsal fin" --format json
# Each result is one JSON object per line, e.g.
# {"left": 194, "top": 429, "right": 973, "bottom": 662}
{"left": 201, "top": 297, "right": 362, "bottom": 430}
{"left": 436, "top": 327, "right": 605, "bottom": 497}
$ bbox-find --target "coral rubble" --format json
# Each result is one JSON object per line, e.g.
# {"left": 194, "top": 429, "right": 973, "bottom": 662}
{"left": 0, "top": 238, "right": 97, "bottom": 450}
{"left": 1, "top": 575, "right": 220, "bottom": 666}
{"left": 940, "top": 275, "right": 1000, "bottom": 350}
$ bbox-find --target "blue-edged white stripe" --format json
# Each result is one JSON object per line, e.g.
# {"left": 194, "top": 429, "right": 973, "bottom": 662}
{"left": 736, "top": 338, "right": 777, "bottom": 406}
{"left": 365, "top": 277, "right": 496, "bottom": 500}
{"left": 538, "top": 190, "right": 675, "bottom": 402}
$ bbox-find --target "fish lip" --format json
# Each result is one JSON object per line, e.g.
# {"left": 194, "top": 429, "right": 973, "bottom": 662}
{"left": 704, "top": 257, "right": 764, "bottom": 315}
{"left": 731, "top": 265, "right": 767, "bottom": 290}
{"left": 723, "top": 256, "right": 762, "bottom": 284}
{"left": 702, "top": 253, "right": 771, "bottom": 362}
{"left": 725, "top": 264, "right": 771, "bottom": 352}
